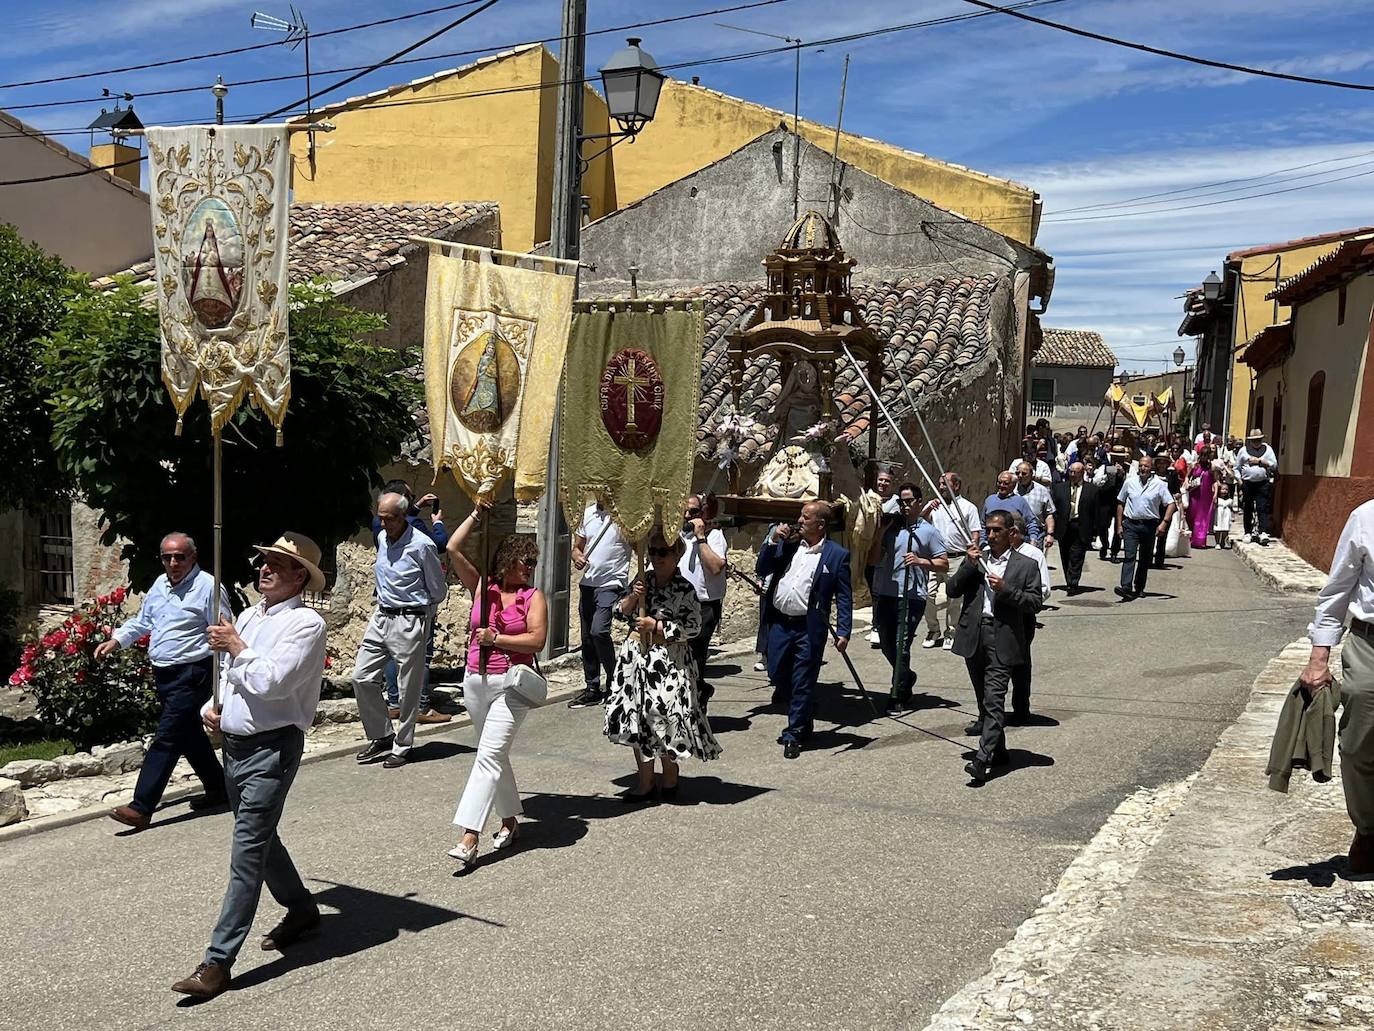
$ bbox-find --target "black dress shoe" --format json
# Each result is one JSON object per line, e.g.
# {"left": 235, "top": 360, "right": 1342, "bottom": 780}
{"left": 963, "top": 720, "right": 984, "bottom": 736}
{"left": 1113, "top": 586, "right": 1134, "bottom": 601}
{"left": 964, "top": 760, "right": 990, "bottom": 783}
{"left": 783, "top": 740, "right": 801, "bottom": 759}
{"left": 620, "top": 785, "right": 658, "bottom": 804}
{"left": 356, "top": 736, "right": 394, "bottom": 764}
{"left": 188, "top": 792, "right": 229, "bottom": 812}
{"left": 382, "top": 753, "right": 407, "bottom": 769}
{"left": 261, "top": 906, "right": 321, "bottom": 951}
{"left": 1006, "top": 710, "right": 1029, "bottom": 726}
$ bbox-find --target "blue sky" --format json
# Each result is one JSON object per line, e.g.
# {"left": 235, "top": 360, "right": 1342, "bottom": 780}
{"left": 6, "top": 0, "right": 1374, "bottom": 371}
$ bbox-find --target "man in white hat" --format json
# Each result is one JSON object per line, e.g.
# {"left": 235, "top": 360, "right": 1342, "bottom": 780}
{"left": 172, "top": 532, "right": 329, "bottom": 1000}
{"left": 1237, "top": 427, "right": 1278, "bottom": 544}
{"left": 352, "top": 492, "right": 448, "bottom": 769}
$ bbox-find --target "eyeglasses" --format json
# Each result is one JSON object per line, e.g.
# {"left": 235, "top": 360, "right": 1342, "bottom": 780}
{"left": 900, "top": 497, "right": 919, "bottom": 506}
{"left": 649, "top": 546, "right": 675, "bottom": 557}
{"left": 160, "top": 552, "right": 191, "bottom": 562}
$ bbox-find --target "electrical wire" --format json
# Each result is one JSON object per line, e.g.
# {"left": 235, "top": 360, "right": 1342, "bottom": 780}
{"left": 960, "top": 0, "right": 1374, "bottom": 91}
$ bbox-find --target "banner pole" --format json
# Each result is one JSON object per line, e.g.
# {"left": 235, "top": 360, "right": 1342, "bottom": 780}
{"left": 478, "top": 513, "right": 491, "bottom": 676}
{"left": 637, "top": 538, "right": 649, "bottom": 654}
{"left": 211, "top": 428, "right": 223, "bottom": 709}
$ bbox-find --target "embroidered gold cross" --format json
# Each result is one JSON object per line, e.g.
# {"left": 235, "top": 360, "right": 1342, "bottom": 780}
{"left": 613, "top": 358, "right": 650, "bottom": 431}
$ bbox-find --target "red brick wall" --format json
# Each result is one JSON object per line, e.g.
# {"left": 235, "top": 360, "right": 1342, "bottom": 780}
{"left": 1276, "top": 474, "right": 1374, "bottom": 572}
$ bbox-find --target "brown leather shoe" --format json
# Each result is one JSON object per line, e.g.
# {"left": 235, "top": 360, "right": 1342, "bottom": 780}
{"left": 261, "top": 906, "right": 321, "bottom": 951}
{"left": 1349, "top": 833, "right": 1374, "bottom": 875}
{"left": 387, "top": 706, "right": 401, "bottom": 720}
{"left": 416, "top": 709, "right": 452, "bottom": 724}
{"left": 171, "top": 962, "right": 230, "bottom": 998}
{"left": 109, "top": 805, "right": 150, "bottom": 831}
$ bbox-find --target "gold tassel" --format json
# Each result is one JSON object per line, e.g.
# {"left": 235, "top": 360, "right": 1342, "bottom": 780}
{"left": 174, "top": 416, "right": 183, "bottom": 436}
{"left": 276, "top": 429, "right": 284, "bottom": 447}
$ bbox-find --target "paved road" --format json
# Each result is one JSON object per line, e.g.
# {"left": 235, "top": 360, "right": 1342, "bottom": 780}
{"left": 0, "top": 546, "right": 1312, "bottom": 1031}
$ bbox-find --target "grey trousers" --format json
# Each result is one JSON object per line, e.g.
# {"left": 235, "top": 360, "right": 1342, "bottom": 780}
{"left": 353, "top": 609, "right": 431, "bottom": 756}
{"left": 964, "top": 622, "right": 1012, "bottom": 764}
{"left": 1340, "top": 632, "right": 1374, "bottom": 837}
{"left": 205, "top": 725, "right": 311, "bottom": 968}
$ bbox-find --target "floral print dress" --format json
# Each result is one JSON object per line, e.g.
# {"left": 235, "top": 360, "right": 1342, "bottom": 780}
{"left": 603, "top": 572, "right": 722, "bottom": 762}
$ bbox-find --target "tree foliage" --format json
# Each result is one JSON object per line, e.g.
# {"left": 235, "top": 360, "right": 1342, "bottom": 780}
{"left": 0, "top": 224, "right": 75, "bottom": 510}
{"left": 44, "top": 280, "right": 422, "bottom": 589}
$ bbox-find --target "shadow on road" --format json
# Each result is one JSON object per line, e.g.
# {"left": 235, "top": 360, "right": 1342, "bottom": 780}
{"left": 959, "top": 747, "right": 1056, "bottom": 786}
{"left": 1269, "top": 856, "right": 1374, "bottom": 887}
{"left": 182, "top": 881, "right": 478, "bottom": 1002}
{"left": 405, "top": 739, "right": 474, "bottom": 764}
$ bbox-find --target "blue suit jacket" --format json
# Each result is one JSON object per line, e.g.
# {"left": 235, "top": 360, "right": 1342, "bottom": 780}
{"left": 756, "top": 538, "right": 853, "bottom": 646}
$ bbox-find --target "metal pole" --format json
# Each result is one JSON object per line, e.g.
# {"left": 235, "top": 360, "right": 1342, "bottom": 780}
{"left": 1221, "top": 265, "right": 1241, "bottom": 439}
{"left": 304, "top": 26, "right": 315, "bottom": 166}
{"left": 210, "top": 84, "right": 226, "bottom": 709}
{"left": 791, "top": 39, "right": 801, "bottom": 219}
{"left": 478, "top": 517, "right": 491, "bottom": 676}
{"left": 827, "top": 54, "right": 850, "bottom": 223}
{"left": 536, "top": 0, "right": 586, "bottom": 661}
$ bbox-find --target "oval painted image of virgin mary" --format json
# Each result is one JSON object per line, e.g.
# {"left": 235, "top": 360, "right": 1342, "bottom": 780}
{"left": 450, "top": 329, "right": 522, "bottom": 433}
{"left": 181, "top": 197, "right": 245, "bottom": 329}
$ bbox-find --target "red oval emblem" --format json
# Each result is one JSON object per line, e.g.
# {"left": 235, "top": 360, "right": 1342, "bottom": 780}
{"left": 599, "top": 347, "right": 664, "bottom": 451}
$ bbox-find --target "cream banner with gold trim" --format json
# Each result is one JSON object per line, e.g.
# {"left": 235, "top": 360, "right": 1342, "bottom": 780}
{"left": 423, "top": 247, "right": 575, "bottom": 502}
{"left": 146, "top": 125, "right": 291, "bottom": 436}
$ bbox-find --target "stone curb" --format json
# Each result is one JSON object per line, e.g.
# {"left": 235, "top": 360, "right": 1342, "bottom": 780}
{"left": 1231, "top": 537, "right": 1327, "bottom": 594}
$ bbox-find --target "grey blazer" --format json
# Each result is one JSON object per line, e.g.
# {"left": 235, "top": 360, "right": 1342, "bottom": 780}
{"left": 947, "top": 551, "right": 1043, "bottom": 666}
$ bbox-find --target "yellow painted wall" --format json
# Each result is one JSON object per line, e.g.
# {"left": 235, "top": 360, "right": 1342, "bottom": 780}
{"left": 1229, "top": 240, "right": 1351, "bottom": 439}
{"left": 612, "top": 79, "right": 1039, "bottom": 245}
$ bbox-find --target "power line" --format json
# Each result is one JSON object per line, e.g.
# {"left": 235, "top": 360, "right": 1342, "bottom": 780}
{"left": 960, "top": 0, "right": 1374, "bottom": 92}
{"left": 0, "top": 0, "right": 490, "bottom": 90}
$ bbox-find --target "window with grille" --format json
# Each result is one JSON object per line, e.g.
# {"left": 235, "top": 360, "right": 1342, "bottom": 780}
{"left": 23, "top": 507, "right": 74, "bottom": 606}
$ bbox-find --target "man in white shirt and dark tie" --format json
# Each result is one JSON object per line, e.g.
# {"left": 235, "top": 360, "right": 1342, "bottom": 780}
{"left": 1302, "top": 499, "right": 1374, "bottom": 876}
{"left": 97, "top": 532, "right": 232, "bottom": 831}
{"left": 171, "top": 533, "right": 329, "bottom": 1000}
{"left": 352, "top": 492, "right": 448, "bottom": 768}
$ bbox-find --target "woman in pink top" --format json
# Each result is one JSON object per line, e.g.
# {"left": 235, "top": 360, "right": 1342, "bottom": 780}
{"left": 444, "top": 501, "right": 547, "bottom": 867}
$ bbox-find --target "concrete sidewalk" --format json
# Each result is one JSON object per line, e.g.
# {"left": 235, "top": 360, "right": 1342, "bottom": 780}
{"left": 924, "top": 541, "right": 1374, "bottom": 1030}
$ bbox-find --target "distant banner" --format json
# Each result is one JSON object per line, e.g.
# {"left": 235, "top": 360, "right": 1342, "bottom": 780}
{"left": 560, "top": 301, "right": 704, "bottom": 543}
{"left": 423, "top": 247, "right": 574, "bottom": 502}
{"left": 146, "top": 125, "right": 291, "bottom": 436}
{"left": 1106, "top": 383, "right": 1173, "bottom": 429}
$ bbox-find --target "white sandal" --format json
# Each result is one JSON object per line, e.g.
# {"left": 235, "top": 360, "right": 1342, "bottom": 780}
{"left": 492, "top": 823, "right": 520, "bottom": 851}
{"left": 446, "top": 840, "right": 479, "bottom": 865}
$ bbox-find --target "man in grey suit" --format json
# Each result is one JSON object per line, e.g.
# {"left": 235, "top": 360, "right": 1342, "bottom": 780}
{"left": 947, "top": 509, "right": 1044, "bottom": 783}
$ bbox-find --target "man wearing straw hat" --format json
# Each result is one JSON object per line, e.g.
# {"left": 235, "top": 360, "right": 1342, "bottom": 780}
{"left": 1237, "top": 427, "right": 1278, "bottom": 544}
{"left": 171, "top": 532, "right": 329, "bottom": 1000}
{"left": 353, "top": 492, "right": 448, "bottom": 769}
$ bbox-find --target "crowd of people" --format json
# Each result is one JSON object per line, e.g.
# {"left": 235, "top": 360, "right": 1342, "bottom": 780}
{"left": 95, "top": 420, "right": 1287, "bottom": 999}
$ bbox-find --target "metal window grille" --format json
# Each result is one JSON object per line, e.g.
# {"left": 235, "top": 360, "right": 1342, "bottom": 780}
{"left": 23, "top": 507, "right": 75, "bottom": 606}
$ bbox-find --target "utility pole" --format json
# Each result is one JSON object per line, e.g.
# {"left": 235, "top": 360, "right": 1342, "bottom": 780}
{"left": 535, "top": 0, "right": 587, "bottom": 659}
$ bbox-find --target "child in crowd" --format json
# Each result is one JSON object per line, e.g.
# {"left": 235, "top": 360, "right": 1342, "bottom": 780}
{"left": 1214, "top": 482, "right": 1234, "bottom": 549}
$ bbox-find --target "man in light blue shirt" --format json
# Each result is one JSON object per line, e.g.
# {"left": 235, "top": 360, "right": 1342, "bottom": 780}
{"left": 1114, "top": 455, "right": 1176, "bottom": 602}
{"left": 983, "top": 471, "right": 1036, "bottom": 537}
{"left": 868, "top": 482, "right": 948, "bottom": 712}
{"left": 352, "top": 492, "right": 448, "bottom": 768}
{"left": 96, "top": 532, "right": 232, "bottom": 831}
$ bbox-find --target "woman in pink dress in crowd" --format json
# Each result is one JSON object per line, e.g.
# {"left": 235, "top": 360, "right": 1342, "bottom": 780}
{"left": 1187, "top": 446, "right": 1218, "bottom": 549}
{"left": 444, "top": 499, "right": 548, "bottom": 867}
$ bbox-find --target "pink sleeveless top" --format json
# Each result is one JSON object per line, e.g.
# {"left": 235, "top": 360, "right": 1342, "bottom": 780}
{"left": 466, "top": 584, "right": 537, "bottom": 675}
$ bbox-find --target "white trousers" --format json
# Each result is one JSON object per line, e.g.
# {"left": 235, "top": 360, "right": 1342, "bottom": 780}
{"left": 924, "top": 564, "right": 964, "bottom": 636}
{"left": 453, "top": 672, "right": 531, "bottom": 833}
{"left": 352, "top": 609, "right": 431, "bottom": 756}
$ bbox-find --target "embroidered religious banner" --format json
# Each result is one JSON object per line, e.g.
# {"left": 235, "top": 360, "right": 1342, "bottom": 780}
{"left": 560, "top": 300, "right": 705, "bottom": 543}
{"left": 145, "top": 125, "right": 291, "bottom": 437}
{"left": 423, "top": 247, "right": 575, "bottom": 502}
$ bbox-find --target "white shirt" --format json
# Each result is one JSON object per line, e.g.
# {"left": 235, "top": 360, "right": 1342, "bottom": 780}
{"left": 1009, "top": 458, "right": 1052, "bottom": 483}
{"left": 374, "top": 526, "right": 447, "bottom": 611}
{"left": 881, "top": 494, "right": 901, "bottom": 516}
{"left": 1017, "top": 541, "right": 1052, "bottom": 596}
{"left": 577, "top": 503, "right": 631, "bottom": 589}
{"left": 113, "top": 565, "right": 231, "bottom": 668}
{"left": 1309, "top": 501, "right": 1374, "bottom": 647}
{"left": 773, "top": 540, "right": 824, "bottom": 617}
{"left": 211, "top": 595, "right": 327, "bottom": 735}
{"left": 679, "top": 527, "right": 728, "bottom": 601}
{"left": 981, "top": 550, "right": 1011, "bottom": 617}
{"left": 1236, "top": 443, "right": 1278, "bottom": 483}
{"left": 1017, "top": 482, "right": 1056, "bottom": 538}
{"left": 927, "top": 496, "right": 982, "bottom": 553}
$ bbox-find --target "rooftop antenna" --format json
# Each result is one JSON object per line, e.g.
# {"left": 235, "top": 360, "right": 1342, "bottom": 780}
{"left": 827, "top": 54, "right": 850, "bottom": 224}
{"left": 252, "top": 7, "right": 315, "bottom": 161}
{"left": 716, "top": 22, "right": 803, "bottom": 218}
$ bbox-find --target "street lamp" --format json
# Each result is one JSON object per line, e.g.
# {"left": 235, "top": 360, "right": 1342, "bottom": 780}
{"left": 1173, "top": 346, "right": 1186, "bottom": 367}
{"left": 1202, "top": 270, "right": 1222, "bottom": 301}
{"left": 598, "top": 37, "right": 665, "bottom": 136}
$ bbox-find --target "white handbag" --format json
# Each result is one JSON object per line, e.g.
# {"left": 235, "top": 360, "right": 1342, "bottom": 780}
{"left": 506, "top": 662, "right": 549, "bottom": 707}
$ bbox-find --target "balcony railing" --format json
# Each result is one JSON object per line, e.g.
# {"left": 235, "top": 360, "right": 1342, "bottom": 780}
{"left": 1028, "top": 400, "right": 1055, "bottom": 419}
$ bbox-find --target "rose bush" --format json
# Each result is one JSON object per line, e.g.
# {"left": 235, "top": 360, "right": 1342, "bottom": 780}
{"left": 7, "top": 588, "right": 158, "bottom": 751}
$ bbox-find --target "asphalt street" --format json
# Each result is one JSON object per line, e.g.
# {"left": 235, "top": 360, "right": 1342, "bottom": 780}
{"left": 0, "top": 545, "right": 1312, "bottom": 1031}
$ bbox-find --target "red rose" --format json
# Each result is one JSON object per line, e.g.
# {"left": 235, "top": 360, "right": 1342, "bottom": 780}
{"left": 74, "top": 670, "right": 87, "bottom": 684}
{"left": 21, "top": 645, "right": 36, "bottom": 664}
{"left": 97, "top": 594, "right": 110, "bottom": 607}
{"left": 62, "top": 642, "right": 79, "bottom": 656}
{"left": 112, "top": 586, "right": 128, "bottom": 604}
{"left": 324, "top": 655, "right": 334, "bottom": 669}
{"left": 135, "top": 634, "right": 151, "bottom": 648}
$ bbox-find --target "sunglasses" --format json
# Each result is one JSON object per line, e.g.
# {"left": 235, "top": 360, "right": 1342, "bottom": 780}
{"left": 160, "top": 552, "right": 191, "bottom": 562}
{"left": 520, "top": 557, "right": 538, "bottom": 568}
{"left": 649, "top": 546, "right": 675, "bottom": 558}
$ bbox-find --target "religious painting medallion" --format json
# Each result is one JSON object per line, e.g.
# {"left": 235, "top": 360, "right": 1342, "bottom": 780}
{"left": 449, "top": 328, "right": 521, "bottom": 433}
{"left": 599, "top": 347, "right": 664, "bottom": 451}
{"left": 182, "top": 197, "right": 245, "bottom": 329}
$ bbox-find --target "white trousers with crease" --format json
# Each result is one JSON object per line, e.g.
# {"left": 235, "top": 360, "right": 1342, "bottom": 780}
{"left": 453, "top": 672, "right": 531, "bottom": 833}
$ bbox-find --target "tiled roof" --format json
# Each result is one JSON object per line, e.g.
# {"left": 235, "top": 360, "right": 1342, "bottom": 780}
{"left": 1033, "top": 327, "right": 1117, "bottom": 369}
{"left": 1227, "top": 226, "right": 1374, "bottom": 262}
{"left": 691, "top": 274, "right": 1002, "bottom": 461}
{"left": 92, "top": 201, "right": 497, "bottom": 292}
{"left": 1267, "top": 235, "right": 1374, "bottom": 307}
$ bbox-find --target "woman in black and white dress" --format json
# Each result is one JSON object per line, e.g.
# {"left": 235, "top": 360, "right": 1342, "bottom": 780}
{"left": 604, "top": 528, "right": 721, "bottom": 802}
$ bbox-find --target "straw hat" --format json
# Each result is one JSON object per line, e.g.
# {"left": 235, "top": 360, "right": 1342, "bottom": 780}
{"left": 1247, "top": 428, "right": 1266, "bottom": 441}
{"left": 253, "top": 532, "right": 326, "bottom": 593}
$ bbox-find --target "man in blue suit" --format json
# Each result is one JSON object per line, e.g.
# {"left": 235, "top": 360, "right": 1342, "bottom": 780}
{"left": 757, "top": 500, "right": 853, "bottom": 759}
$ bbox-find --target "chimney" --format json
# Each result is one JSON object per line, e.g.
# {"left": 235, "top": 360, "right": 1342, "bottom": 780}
{"left": 90, "top": 141, "right": 142, "bottom": 189}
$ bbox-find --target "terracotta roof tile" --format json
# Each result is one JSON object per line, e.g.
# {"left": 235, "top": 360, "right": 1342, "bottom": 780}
{"left": 1033, "top": 327, "right": 1116, "bottom": 369}
{"left": 92, "top": 201, "right": 497, "bottom": 292}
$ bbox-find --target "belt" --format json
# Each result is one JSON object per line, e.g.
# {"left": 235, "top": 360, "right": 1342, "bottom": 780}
{"left": 1125, "top": 516, "right": 1158, "bottom": 523}
{"left": 772, "top": 611, "right": 808, "bottom": 627}
{"left": 1352, "top": 617, "right": 1374, "bottom": 640}
{"left": 379, "top": 605, "right": 429, "bottom": 617}
{"left": 223, "top": 723, "right": 301, "bottom": 743}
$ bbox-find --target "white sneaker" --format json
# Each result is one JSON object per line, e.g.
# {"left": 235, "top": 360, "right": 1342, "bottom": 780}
{"left": 1243, "top": 533, "right": 1253, "bottom": 544}
{"left": 753, "top": 659, "right": 767, "bottom": 672}
{"left": 866, "top": 628, "right": 880, "bottom": 645}
{"left": 1259, "top": 532, "right": 1270, "bottom": 545}
{"left": 922, "top": 633, "right": 941, "bottom": 649}
{"left": 942, "top": 637, "right": 954, "bottom": 651}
